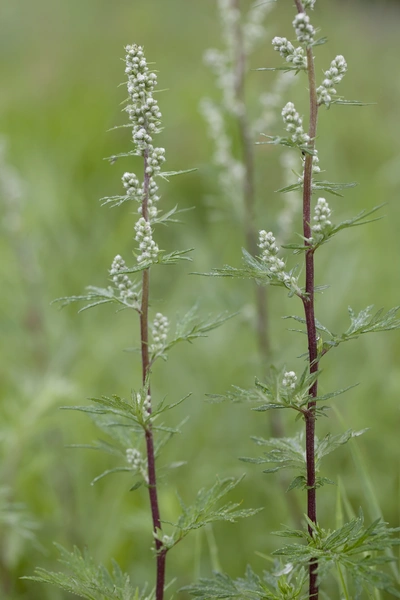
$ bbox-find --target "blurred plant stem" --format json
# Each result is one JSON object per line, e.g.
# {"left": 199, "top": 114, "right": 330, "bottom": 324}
{"left": 230, "top": 0, "right": 302, "bottom": 527}
{"left": 232, "top": 0, "right": 271, "bottom": 365}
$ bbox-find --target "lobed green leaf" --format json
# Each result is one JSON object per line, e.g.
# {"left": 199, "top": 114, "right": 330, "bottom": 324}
{"left": 183, "top": 563, "right": 307, "bottom": 600}
{"left": 272, "top": 511, "right": 400, "bottom": 597}
{"left": 24, "top": 545, "right": 150, "bottom": 600}
{"left": 162, "top": 476, "right": 261, "bottom": 550}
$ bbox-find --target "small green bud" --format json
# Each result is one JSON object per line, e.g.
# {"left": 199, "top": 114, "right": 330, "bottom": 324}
{"left": 317, "top": 334, "right": 323, "bottom": 356}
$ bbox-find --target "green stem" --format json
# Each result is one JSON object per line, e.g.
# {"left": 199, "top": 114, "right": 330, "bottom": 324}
{"left": 337, "top": 562, "right": 350, "bottom": 600}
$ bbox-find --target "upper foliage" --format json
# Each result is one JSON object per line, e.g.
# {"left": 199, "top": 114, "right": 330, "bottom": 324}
{"left": 156, "top": 476, "right": 261, "bottom": 552}
{"left": 183, "top": 563, "right": 307, "bottom": 600}
{"left": 209, "top": 366, "right": 356, "bottom": 419}
{"left": 241, "top": 429, "right": 366, "bottom": 491}
{"left": 273, "top": 511, "right": 400, "bottom": 598}
{"left": 286, "top": 305, "right": 400, "bottom": 358}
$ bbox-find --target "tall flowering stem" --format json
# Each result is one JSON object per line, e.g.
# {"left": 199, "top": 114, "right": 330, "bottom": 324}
{"left": 293, "top": 1, "right": 319, "bottom": 597}
{"left": 185, "top": 1, "right": 400, "bottom": 597}
{"left": 125, "top": 44, "right": 166, "bottom": 600}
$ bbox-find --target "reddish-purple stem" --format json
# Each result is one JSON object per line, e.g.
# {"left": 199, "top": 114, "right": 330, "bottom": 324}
{"left": 294, "top": 1, "right": 319, "bottom": 598}
{"left": 140, "top": 147, "right": 166, "bottom": 600}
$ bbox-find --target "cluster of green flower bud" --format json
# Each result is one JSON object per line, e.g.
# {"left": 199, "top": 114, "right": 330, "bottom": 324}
{"left": 161, "top": 534, "right": 174, "bottom": 547}
{"left": 110, "top": 255, "right": 139, "bottom": 306}
{"left": 272, "top": 37, "right": 307, "bottom": 69}
{"left": 317, "top": 55, "right": 347, "bottom": 106}
{"left": 125, "top": 45, "right": 156, "bottom": 96}
{"left": 150, "top": 312, "right": 169, "bottom": 353}
{"left": 293, "top": 12, "right": 315, "bottom": 46}
{"left": 126, "top": 447, "right": 141, "bottom": 467}
{"left": 134, "top": 217, "right": 159, "bottom": 263}
{"left": 138, "top": 179, "right": 160, "bottom": 220}
{"left": 298, "top": 149, "right": 321, "bottom": 183}
{"left": 124, "top": 45, "right": 166, "bottom": 263}
{"left": 125, "top": 45, "right": 162, "bottom": 149}
{"left": 312, "top": 197, "right": 332, "bottom": 235}
{"left": 281, "top": 102, "right": 310, "bottom": 146}
{"left": 122, "top": 172, "right": 161, "bottom": 221}
{"left": 126, "top": 95, "right": 161, "bottom": 150}
{"left": 136, "top": 392, "right": 152, "bottom": 419}
{"left": 126, "top": 448, "right": 148, "bottom": 483}
{"left": 258, "top": 230, "right": 291, "bottom": 285}
{"left": 145, "top": 147, "right": 166, "bottom": 177}
{"left": 303, "top": 0, "right": 316, "bottom": 9}
{"left": 282, "top": 371, "right": 297, "bottom": 390}
{"left": 122, "top": 172, "right": 140, "bottom": 198}
{"left": 153, "top": 530, "right": 174, "bottom": 549}
{"left": 310, "top": 150, "right": 320, "bottom": 175}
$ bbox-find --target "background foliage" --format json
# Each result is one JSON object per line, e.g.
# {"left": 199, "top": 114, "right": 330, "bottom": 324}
{"left": 1, "top": 0, "right": 399, "bottom": 598}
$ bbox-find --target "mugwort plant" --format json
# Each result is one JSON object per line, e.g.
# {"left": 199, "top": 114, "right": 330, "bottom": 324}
{"left": 26, "top": 45, "right": 258, "bottom": 600}
{"left": 186, "top": 1, "right": 400, "bottom": 598}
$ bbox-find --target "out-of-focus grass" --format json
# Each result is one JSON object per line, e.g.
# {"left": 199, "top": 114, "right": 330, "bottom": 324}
{"left": 1, "top": 0, "right": 400, "bottom": 598}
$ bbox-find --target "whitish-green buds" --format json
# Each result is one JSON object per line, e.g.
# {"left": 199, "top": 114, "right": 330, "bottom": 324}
{"left": 293, "top": 13, "right": 315, "bottom": 46}
{"left": 138, "top": 179, "right": 160, "bottom": 220}
{"left": 311, "top": 150, "right": 321, "bottom": 175}
{"left": 298, "top": 149, "right": 321, "bottom": 183}
{"left": 122, "top": 172, "right": 140, "bottom": 198}
{"left": 150, "top": 312, "right": 169, "bottom": 353}
{"left": 312, "top": 198, "right": 332, "bottom": 234}
{"left": 121, "top": 172, "right": 161, "bottom": 221}
{"left": 272, "top": 37, "right": 307, "bottom": 69}
{"left": 126, "top": 447, "right": 142, "bottom": 468}
{"left": 317, "top": 55, "right": 347, "bottom": 106}
{"left": 303, "top": 0, "right": 316, "bottom": 9}
{"left": 146, "top": 147, "right": 166, "bottom": 177}
{"left": 258, "top": 230, "right": 291, "bottom": 284}
{"left": 136, "top": 392, "right": 151, "bottom": 419}
{"left": 134, "top": 217, "right": 159, "bottom": 263}
{"left": 281, "top": 102, "right": 310, "bottom": 146}
{"left": 125, "top": 44, "right": 157, "bottom": 99}
{"left": 126, "top": 448, "right": 148, "bottom": 482}
{"left": 272, "top": 36, "right": 295, "bottom": 58}
{"left": 110, "top": 255, "right": 139, "bottom": 305}
{"left": 282, "top": 371, "right": 297, "bottom": 390}
{"left": 125, "top": 45, "right": 162, "bottom": 152}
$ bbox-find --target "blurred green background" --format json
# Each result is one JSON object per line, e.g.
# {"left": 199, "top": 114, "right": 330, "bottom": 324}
{"left": 1, "top": 0, "right": 400, "bottom": 598}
